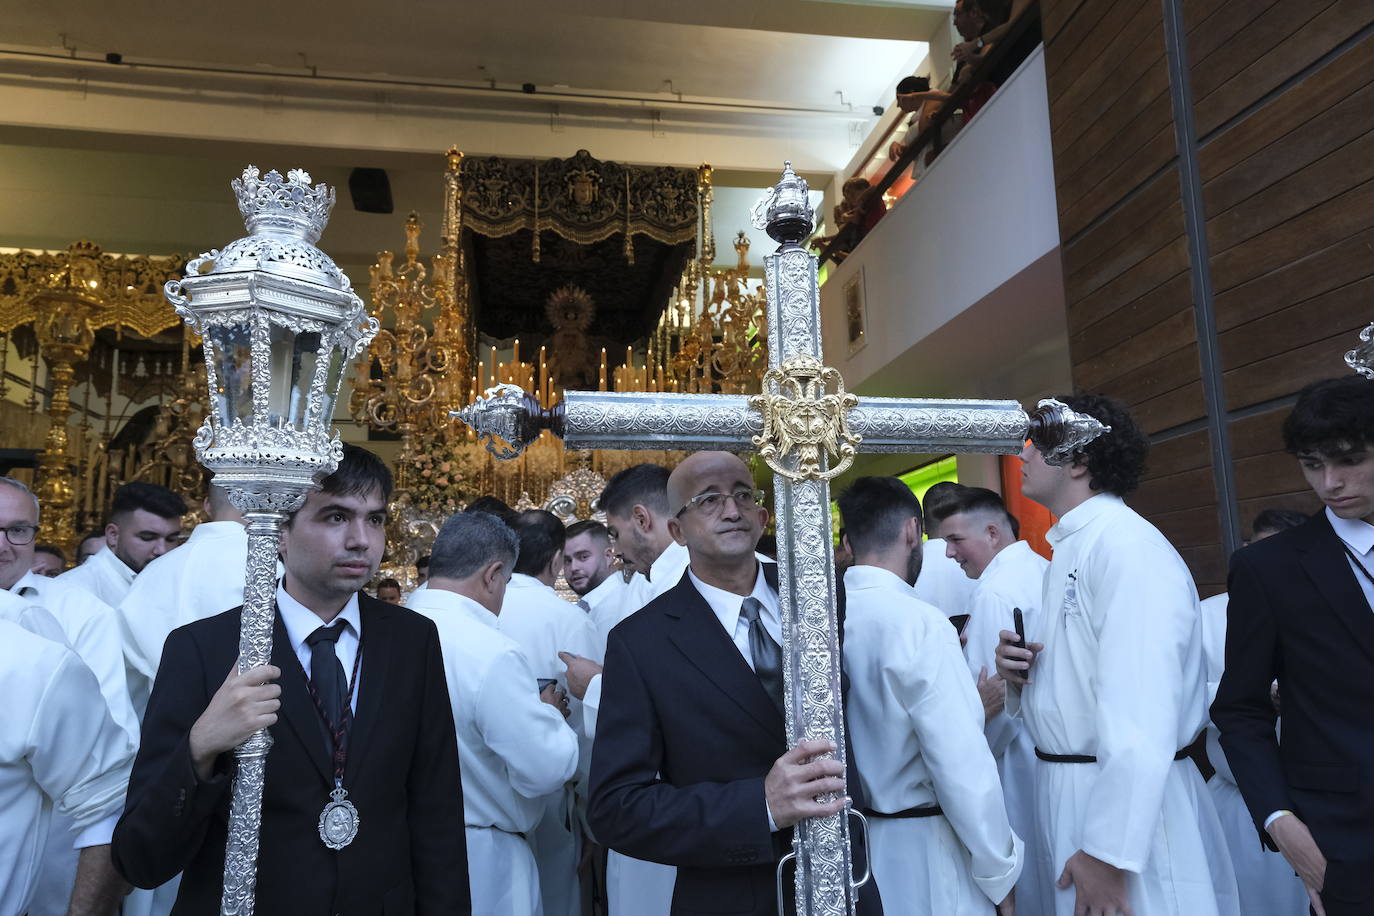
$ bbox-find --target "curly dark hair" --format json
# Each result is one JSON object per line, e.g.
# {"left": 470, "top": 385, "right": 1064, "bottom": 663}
{"left": 1057, "top": 393, "right": 1149, "bottom": 496}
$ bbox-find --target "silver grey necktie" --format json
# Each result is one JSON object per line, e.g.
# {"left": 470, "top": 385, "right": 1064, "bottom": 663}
{"left": 740, "top": 597, "right": 784, "bottom": 715}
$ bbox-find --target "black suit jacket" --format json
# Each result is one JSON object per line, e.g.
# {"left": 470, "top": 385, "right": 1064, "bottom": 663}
{"left": 1211, "top": 511, "right": 1374, "bottom": 910}
{"left": 587, "top": 564, "right": 880, "bottom": 916}
{"left": 113, "top": 595, "right": 470, "bottom": 915}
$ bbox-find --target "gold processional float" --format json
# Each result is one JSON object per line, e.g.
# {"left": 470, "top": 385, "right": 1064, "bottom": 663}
{"left": 348, "top": 149, "right": 771, "bottom": 587}
{"left": 0, "top": 148, "right": 766, "bottom": 581}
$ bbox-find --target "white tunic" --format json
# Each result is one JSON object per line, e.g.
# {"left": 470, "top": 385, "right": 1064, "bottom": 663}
{"left": 844, "top": 564, "right": 1023, "bottom": 914}
{"left": 10, "top": 572, "right": 140, "bottom": 916}
{"left": 410, "top": 587, "right": 580, "bottom": 916}
{"left": 913, "top": 538, "right": 977, "bottom": 617}
{"left": 12, "top": 571, "right": 139, "bottom": 741}
{"left": 500, "top": 574, "right": 600, "bottom": 916}
{"left": 56, "top": 544, "right": 135, "bottom": 608}
{"left": 0, "top": 620, "right": 135, "bottom": 916}
{"left": 1009, "top": 494, "right": 1238, "bottom": 916}
{"left": 581, "top": 569, "right": 628, "bottom": 621}
{"left": 962, "top": 540, "right": 1052, "bottom": 916}
{"left": 116, "top": 520, "right": 249, "bottom": 718}
{"left": 0, "top": 586, "right": 69, "bottom": 645}
{"left": 1200, "top": 593, "right": 1308, "bottom": 916}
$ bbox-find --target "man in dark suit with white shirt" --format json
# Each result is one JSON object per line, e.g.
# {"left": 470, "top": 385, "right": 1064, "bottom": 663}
{"left": 1213, "top": 376, "right": 1374, "bottom": 916}
{"left": 587, "top": 451, "right": 879, "bottom": 916}
{"left": 113, "top": 445, "right": 469, "bottom": 914}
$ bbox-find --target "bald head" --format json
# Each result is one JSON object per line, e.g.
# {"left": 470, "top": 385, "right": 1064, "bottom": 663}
{"left": 666, "top": 451, "right": 767, "bottom": 587}
{"left": 667, "top": 452, "right": 755, "bottom": 517}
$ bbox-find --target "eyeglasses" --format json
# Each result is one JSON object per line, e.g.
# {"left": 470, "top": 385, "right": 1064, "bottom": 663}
{"left": 1, "top": 524, "right": 38, "bottom": 546}
{"left": 677, "top": 488, "right": 767, "bottom": 517}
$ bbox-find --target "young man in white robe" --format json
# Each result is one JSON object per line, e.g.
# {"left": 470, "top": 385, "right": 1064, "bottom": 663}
{"left": 1199, "top": 510, "right": 1308, "bottom": 916}
{"left": 559, "top": 464, "right": 682, "bottom": 916}
{"left": 1, "top": 477, "right": 142, "bottom": 916}
{"left": 563, "top": 519, "right": 627, "bottom": 618}
{"left": 410, "top": 510, "right": 580, "bottom": 916}
{"left": 58, "top": 481, "right": 186, "bottom": 608}
{"left": 931, "top": 485, "right": 1052, "bottom": 916}
{"left": 0, "top": 616, "right": 136, "bottom": 915}
{"left": 996, "top": 393, "right": 1239, "bottom": 916}
{"left": 912, "top": 481, "right": 976, "bottom": 618}
{"left": 839, "top": 476, "right": 1021, "bottom": 915}
{"left": 118, "top": 484, "right": 249, "bottom": 720}
{"left": 501, "top": 509, "right": 599, "bottom": 916}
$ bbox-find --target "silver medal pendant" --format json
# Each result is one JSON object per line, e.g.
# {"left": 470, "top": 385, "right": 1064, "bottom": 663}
{"left": 318, "top": 784, "right": 360, "bottom": 850}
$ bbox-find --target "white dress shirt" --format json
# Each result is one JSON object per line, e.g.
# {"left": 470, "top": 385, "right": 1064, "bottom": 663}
{"left": 1328, "top": 507, "right": 1374, "bottom": 610}
{"left": 686, "top": 564, "right": 781, "bottom": 667}
{"left": 276, "top": 583, "right": 361, "bottom": 712}
{"left": 56, "top": 545, "right": 136, "bottom": 608}
{"left": 0, "top": 620, "right": 135, "bottom": 915}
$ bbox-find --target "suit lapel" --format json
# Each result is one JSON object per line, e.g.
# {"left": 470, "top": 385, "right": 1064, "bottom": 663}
{"left": 1299, "top": 514, "right": 1374, "bottom": 663}
{"left": 345, "top": 596, "right": 392, "bottom": 781}
{"left": 664, "top": 575, "right": 785, "bottom": 739}
{"left": 269, "top": 610, "right": 333, "bottom": 786}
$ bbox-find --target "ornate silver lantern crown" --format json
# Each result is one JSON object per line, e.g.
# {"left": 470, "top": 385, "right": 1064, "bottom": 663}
{"left": 166, "top": 165, "right": 377, "bottom": 512}
{"left": 183, "top": 167, "right": 352, "bottom": 292}
{"left": 234, "top": 166, "right": 335, "bottom": 244}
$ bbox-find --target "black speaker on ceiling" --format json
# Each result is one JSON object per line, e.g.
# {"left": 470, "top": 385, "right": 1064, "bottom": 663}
{"left": 348, "top": 167, "right": 394, "bottom": 214}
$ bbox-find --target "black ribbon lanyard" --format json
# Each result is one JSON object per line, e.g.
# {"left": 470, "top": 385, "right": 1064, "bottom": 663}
{"left": 301, "top": 632, "right": 364, "bottom": 789}
{"left": 1340, "top": 541, "right": 1374, "bottom": 589}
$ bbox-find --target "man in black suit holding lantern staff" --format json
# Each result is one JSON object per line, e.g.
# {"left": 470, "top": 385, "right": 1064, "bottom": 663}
{"left": 113, "top": 445, "right": 470, "bottom": 914}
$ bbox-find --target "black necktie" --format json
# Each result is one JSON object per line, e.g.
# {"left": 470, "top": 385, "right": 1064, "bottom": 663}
{"left": 741, "top": 597, "right": 785, "bottom": 715}
{"left": 306, "top": 621, "right": 349, "bottom": 731}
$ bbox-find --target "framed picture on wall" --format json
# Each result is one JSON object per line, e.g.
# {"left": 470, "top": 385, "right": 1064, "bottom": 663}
{"left": 844, "top": 269, "right": 866, "bottom": 354}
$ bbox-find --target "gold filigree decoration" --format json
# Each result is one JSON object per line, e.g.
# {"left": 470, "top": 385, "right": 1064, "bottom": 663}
{"left": 749, "top": 355, "right": 861, "bottom": 482}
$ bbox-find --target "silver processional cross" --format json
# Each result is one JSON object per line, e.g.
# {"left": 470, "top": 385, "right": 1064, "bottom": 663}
{"left": 454, "top": 163, "right": 1106, "bottom": 916}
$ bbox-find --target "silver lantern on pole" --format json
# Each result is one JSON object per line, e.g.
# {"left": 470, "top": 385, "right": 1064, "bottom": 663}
{"left": 164, "top": 166, "right": 378, "bottom": 916}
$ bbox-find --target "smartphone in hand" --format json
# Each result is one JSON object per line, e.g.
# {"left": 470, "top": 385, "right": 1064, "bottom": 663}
{"left": 1012, "top": 607, "right": 1027, "bottom": 650}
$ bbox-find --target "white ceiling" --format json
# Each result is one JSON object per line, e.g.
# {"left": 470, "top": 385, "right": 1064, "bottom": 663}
{"left": 7, "top": 0, "right": 945, "bottom": 110}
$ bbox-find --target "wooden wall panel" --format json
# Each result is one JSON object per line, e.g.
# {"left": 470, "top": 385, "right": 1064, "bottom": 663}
{"left": 1044, "top": 0, "right": 1373, "bottom": 591}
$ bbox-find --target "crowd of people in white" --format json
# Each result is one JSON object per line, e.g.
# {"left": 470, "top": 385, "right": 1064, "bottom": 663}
{"left": 1, "top": 377, "right": 1370, "bottom": 916}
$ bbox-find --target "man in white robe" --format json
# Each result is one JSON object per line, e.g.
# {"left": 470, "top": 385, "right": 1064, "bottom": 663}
{"left": 0, "top": 618, "right": 136, "bottom": 915}
{"left": 501, "top": 509, "right": 599, "bottom": 916}
{"left": 563, "top": 519, "right": 626, "bottom": 615}
{"left": 1, "top": 477, "right": 141, "bottom": 916}
{"left": 839, "top": 476, "right": 1021, "bottom": 915}
{"left": 113, "top": 485, "right": 247, "bottom": 916}
{"left": 411, "top": 511, "right": 580, "bottom": 916}
{"left": 58, "top": 481, "right": 186, "bottom": 608}
{"left": 931, "top": 485, "right": 1052, "bottom": 914}
{"left": 118, "top": 484, "right": 248, "bottom": 719}
{"left": 915, "top": 481, "right": 977, "bottom": 617}
{"left": 1200, "top": 510, "right": 1309, "bottom": 916}
{"left": 558, "top": 465, "right": 682, "bottom": 916}
{"left": 996, "top": 394, "right": 1238, "bottom": 916}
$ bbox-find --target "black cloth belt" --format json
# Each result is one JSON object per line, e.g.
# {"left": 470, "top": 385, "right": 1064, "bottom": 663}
{"left": 861, "top": 803, "right": 943, "bottom": 819}
{"left": 1035, "top": 737, "right": 1199, "bottom": 764}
